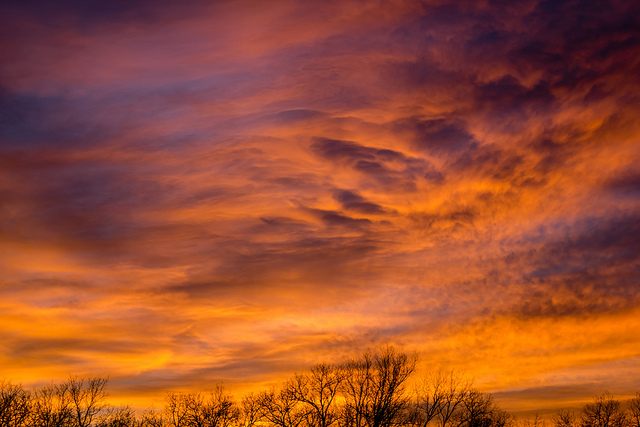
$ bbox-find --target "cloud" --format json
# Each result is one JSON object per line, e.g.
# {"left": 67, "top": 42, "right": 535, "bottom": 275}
{"left": 605, "top": 170, "right": 640, "bottom": 197}
{"left": 391, "top": 117, "right": 478, "bottom": 155}
{"left": 332, "top": 189, "right": 389, "bottom": 215}
{"left": 473, "top": 75, "right": 555, "bottom": 118}
{"left": 310, "top": 137, "right": 442, "bottom": 190}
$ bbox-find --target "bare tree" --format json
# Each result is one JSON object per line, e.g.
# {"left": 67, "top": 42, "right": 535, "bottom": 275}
{"left": 521, "top": 414, "right": 546, "bottom": 427}
{"left": 238, "top": 393, "right": 261, "bottom": 427}
{"left": 628, "top": 394, "right": 640, "bottom": 427}
{"left": 553, "top": 410, "right": 578, "bottom": 427}
{"left": 451, "top": 389, "right": 511, "bottom": 427}
{"left": 97, "top": 406, "right": 137, "bottom": 427}
{"left": 340, "top": 346, "right": 416, "bottom": 427}
{"left": 412, "top": 370, "right": 471, "bottom": 427}
{"left": 165, "top": 387, "right": 239, "bottom": 427}
{"left": 182, "top": 394, "right": 209, "bottom": 427}
{"left": 288, "top": 363, "right": 344, "bottom": 427}
{"left": 139, "top": 408, "right": 166, "bottom": 427}
{"left": 166, "top": 392, "right": 190, "bottom": 427}
{"left": 30, "top": 382, "right": 74, "bottom": 427}
{"left": 339, "top": 352, "right": 372, "bottom": 427}
{"left": 194, "top": 386, "right": 239, "bottom": 427}
{"left": 581, "top": 392, "right": 628, "bottom": 427}
{"left": 0, "top": 380, "right": 31, "bottom": 427}
{"left": 491, "top": 409, "right": 513, "bottom": 427}
{"left": 257, "top": 387, "right": 306, "bottom": 427}
{"left": 453, "top": 389, "right": 492, "bottom": 427}
{"left": 67, "top": 376, "right": 109, "bottom": 427}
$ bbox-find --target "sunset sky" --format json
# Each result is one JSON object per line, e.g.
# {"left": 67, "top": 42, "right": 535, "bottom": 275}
{"left": 1, "top": 0, "right": 639, "bottom": 415}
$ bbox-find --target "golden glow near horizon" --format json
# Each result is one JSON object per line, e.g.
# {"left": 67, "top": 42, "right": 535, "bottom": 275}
{"left": 1, "top": 0, "right": 639, "bottom": 416}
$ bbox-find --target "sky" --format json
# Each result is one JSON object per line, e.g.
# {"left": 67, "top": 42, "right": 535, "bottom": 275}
{"left": 1, "top": 0, "right": 639, "bottom": 415}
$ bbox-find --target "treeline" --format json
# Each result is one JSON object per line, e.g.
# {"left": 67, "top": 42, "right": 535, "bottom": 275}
{"left": 1, "top": 347, "right": 639, "bottom": 427}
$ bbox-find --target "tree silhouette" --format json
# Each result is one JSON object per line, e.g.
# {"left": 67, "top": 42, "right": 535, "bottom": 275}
{"left": 238, "top": 392, "right": 261, "bottom": 427}
{"left": 411, "top": 370, "right": 472, "bottom": 427}
{"left": 256, "top": 386, "right": 306, "bottom": 427}
{"left": 0, "top": 380, "right": 31, "bottom": 427}
{"left": 139, "top": 408, "right": 166, "bottom": 427}
{"left": 553, "top": 410, "right": 578, "bottom": 427}
{"left": 628, "top": 393, "right": 640, "bottom": 427}
{"left": 340, "top": 346, "right": 416, "bottom": 427}
{"left": 68, "top": 376, "right": 109, "bottom": 427}
{"left": 581, "top": 392, "right": 628, "bottom": 427}
{"left": 450, "top": 388, "right": 512, "bottom": 427}
{"left": 30, "top": 381, "right": 74, "bottom": 427}
{"left": 165, "top": 387, "right": 238, "bottom": 427}
{"left": 287, "top": 363, "right": 344, "bottom": 427}
{"left": 1, "top": 348, "right": 639, "bottom": 427}
{"left": 97, "top": 406, "right": 136, "bottom": 427}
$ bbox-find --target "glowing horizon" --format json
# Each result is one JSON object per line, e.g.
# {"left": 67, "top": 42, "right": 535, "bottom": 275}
{"left": 1, "top": 0, "right": 639, "bottom": 416}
